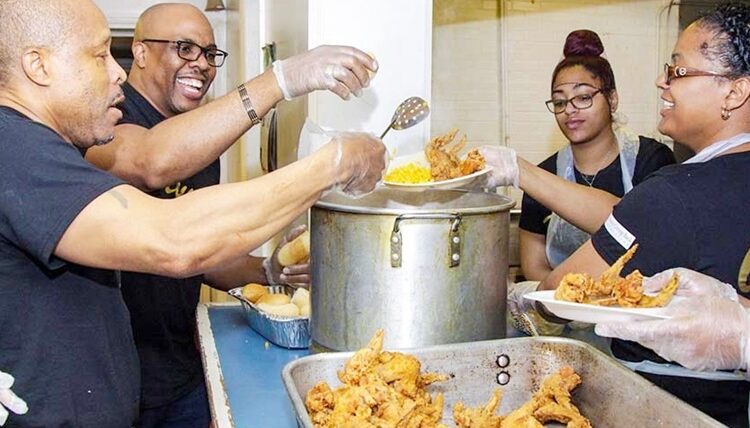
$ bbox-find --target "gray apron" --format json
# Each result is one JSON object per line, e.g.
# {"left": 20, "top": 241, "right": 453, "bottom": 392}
{"left": 544, "top": 131, "right": 639, "bottom": 268}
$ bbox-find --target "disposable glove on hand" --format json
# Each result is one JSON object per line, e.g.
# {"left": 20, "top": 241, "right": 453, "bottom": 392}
{"left": 0, "top": 371, "right": 28, "bottom": 426}
{"left": 272, "top": 45, "right": 378, "bottom": 100}
{"left": 477, "top": 146, "right": 519, "bottom": 188}
{"left": 596, "top": 296, "right": 750, "bottom": 371}
{"left": 507, "top": 281, "right": 564, "bottom": 336}
{"left": 268, "top": 225, "right": 311, "bottom": 287}
{"left": 643, "top": 267, "right": 738, "bottom": 301}
{"left": 329, "top": 132, "right": 387, "bottom": 198}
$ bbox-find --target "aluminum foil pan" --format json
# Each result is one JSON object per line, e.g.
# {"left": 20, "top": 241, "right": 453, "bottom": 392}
{"left": 228, "top": 285, "right": 310, "bottom": 349}
{"left": 282, "top": 336, "right": 723, "bottom": 427}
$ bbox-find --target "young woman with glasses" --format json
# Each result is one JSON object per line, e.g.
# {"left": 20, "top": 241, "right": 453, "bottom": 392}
{"left": 516, "top": 30, "right": 676, "bottom": 281}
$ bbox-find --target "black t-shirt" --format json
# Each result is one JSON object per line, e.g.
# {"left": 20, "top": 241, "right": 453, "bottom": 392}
{"left": 117, "top": 82, "right": 221, "bottom": 409}
{"left": 519, "top": 137, "right": 675, "bottom": 235}
{"left": 591, "top": 152, "right": 750, "bottom": 427}
{"left": 0, "top": 107, "right": 139, "bottom": 427}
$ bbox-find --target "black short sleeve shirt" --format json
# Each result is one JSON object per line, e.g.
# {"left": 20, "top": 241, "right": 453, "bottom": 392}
{"left": 0, "top": 107, "right": 139, "bottom": 427}
{"left": 591, "top": 151, "right": 750, "bottom": 426}
{"left": 116, "top": 82, "right": 221, "bottom": 408}
{"left": 519, "top": 137, "right": 675, "bottom": 235}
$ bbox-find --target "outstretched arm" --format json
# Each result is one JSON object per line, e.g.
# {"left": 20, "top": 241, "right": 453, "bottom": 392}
{"left": 480, "top": 146, "right": 619, "bottom": 234}
{"left": 58, "top": 133, "right": 385, "bottom": 278}
{"left": 86, "top": 46, "right": 378, "bottom": 191}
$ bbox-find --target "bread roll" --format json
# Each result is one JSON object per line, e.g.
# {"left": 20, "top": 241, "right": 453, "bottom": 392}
{"left": 298, "top": 303, "right": 311, "bottom": 317}
{"left": 256, "top": 293, "right": 291, "bottom": 306}
{"left": 278, "top": 231, "right": 310, "bottom": 266}
{"left": 290, "top": 288, "right": 310, "bottom": 308}
{"left": 241, "top": 283, "right": 268, "bottom": 303}
{"left": 257, "top": 302, "right": 300, "bottom": 317}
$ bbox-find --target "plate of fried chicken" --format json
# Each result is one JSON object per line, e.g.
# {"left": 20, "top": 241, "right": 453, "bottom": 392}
{"left": 383, "top": 129, "right": 491, "bottom": 191}
{"left": 525, "top": 244, "right": 682, "bottom": 324}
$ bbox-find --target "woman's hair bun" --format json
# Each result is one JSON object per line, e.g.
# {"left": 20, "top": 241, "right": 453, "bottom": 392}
{"left": 563, "top": 29, "right": 604, "bottom": 58}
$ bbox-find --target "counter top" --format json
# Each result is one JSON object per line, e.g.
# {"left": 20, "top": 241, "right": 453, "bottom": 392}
{"left": 197, "top": 303, "right": 308, "bottom": 428}
{"left": 196, "top": 303, "right": 611, "bottom": 428}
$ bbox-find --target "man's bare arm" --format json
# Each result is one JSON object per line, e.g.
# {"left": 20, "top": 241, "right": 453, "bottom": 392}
{"left": 57, "top": 137, "right": 383, "bottom": 277}
{"left": 85, "top": 70, "right": 280, "bottom": 191}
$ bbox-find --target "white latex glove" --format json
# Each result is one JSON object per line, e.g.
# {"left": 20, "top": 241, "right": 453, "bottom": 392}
{"left": 596, "top": 296, "right": 750, "bottom": 371}
{"left": 507, "top": 281, "right": 564, "bottom": 336}
{"left": 272, "top": 45, "right": 378, "bottom": 100}
{"left": 328, "top": 132, "right": 387, "bottom": 198}
{"left": 643, "top": 267, "right": 739, "bottom": 301}
{"left": 268, "top": 225, "right": 310, "bottom": 287}
{"left": 477, "top": 146, "right": 519, "bottom": 188}
{"left": 0, "top": 371, "right": 28, "bottom": 426}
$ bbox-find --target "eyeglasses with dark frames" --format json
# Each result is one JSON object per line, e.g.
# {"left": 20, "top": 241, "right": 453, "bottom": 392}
{"left": 545, "top": 89, "right": 602, "bottom": 114}
{"left": 140, "top": 39, "right": 228, "bottom": 67}
{"left": 663, "top": 63, "right": 728, "bottom": 85}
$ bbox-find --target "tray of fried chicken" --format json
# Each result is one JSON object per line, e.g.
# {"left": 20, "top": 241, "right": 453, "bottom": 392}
{"left": 282, "top": 331, "right": 723, "bottom": 427}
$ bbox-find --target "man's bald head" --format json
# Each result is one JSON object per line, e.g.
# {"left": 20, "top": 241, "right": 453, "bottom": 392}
{"left": 130, "top": 2, "right": 218, "bottom": 117}
{"left": 0, "top": 0, "right": 81, "bottom": 84}
{"left": 134, "top": 3, "right": 212, "bottom": 41}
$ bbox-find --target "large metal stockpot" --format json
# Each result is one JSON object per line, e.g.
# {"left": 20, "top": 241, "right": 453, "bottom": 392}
{"left": 310, "top": 187, "right": 515, "bottom": 352}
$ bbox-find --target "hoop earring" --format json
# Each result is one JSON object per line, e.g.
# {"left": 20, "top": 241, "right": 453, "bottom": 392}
{"left": 721, "top": 108, "right": 732, "bottom": 120}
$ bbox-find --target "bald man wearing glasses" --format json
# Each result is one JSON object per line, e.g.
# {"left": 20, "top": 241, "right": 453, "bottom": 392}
{"left": 84, "top": 4, "right": 379, "bottom": 427}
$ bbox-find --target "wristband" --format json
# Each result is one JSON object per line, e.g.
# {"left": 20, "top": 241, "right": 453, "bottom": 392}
{"left": 238, "top": 83, "right": 261, "bottom": 126}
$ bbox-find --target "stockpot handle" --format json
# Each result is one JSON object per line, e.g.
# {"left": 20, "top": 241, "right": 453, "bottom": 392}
{"left": 390, "top": 213, "right": 462, "bottom": 268}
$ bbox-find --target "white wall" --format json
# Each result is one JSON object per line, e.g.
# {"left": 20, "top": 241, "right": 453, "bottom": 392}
{"left": 307, "top": 0, "right": 433, "bottom": 158}
{"left": 500, "top": 0, "right": 673, "bottom": 202}
{"left": 93, "top": 0, "right": 206, "bottom": 30}
{"left": 432, "top": 1, "right": 502, "bottom": 150}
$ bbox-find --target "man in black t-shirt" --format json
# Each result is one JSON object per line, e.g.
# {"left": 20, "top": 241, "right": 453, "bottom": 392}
{"left": 0, "top": 1, "right": 386, "bottom": 427}
{"left": 83, "top": 4, "right": 384, "bottom": 427}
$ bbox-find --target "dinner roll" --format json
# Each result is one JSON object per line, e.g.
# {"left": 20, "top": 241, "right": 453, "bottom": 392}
{"left": 298, "top": 303, "right": 311, "bottom": 317}
{"left": 241, "top": 283, "right": 267, "bottom": 303}
{"left": 278, "top": 231, "right": 310, "bottom": 266}
{"left": 256, "top": 293, "right": 291, "bottom": 306}
{"left": 290, "top": 288, "right": 310, "bottom": 308}
{"left": 257, "top": 302, "right": 300, "bottom": 317}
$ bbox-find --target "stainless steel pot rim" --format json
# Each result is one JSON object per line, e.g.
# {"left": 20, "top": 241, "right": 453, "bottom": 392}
{"left": 315, "top": 188, "right": 515, "bottom": 215}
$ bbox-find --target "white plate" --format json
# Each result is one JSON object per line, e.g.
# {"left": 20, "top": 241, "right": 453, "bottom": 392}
{"left": 524, "top": 290, "right": 680, "bottom": 324}
{"left": 382, "top": 151, "right": 492, "bottom": 192}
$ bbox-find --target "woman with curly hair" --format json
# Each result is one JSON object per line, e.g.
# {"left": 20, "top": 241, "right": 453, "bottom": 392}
{"left": 532, "top": 2, "right": 750, "bottom": 425}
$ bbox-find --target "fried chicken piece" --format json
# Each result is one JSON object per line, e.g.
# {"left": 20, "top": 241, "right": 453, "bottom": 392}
{"left": 611, "top": 270, "right": 644, "bottom": 308}
{"left": 500, "top": 400, "right": 543, "bottom": 428}
{"left": 338, "top": 329, "right": 385, "bottom": 385}
{"left": 555, "top": 273, "right": 594, "bottom": 303}
{"left": 500, "top": 367, "right": 591, "bottom": 428}
{"left": 306, "top": 330, "right": 450, "bottom": 428}
{"left": 638, "top": 272, "right": 679, "bottom": 308}
{"left": 305, "top": 382, "right": 335, "bottom": 427}
{"left": 453, "top": 389, "right": 503, "bottom": 428}
{"left": 597, "top": 244, "right": 638, "bottom": 294}
{"left": 425, "top": 129, "right": 485, "bottom": 181}
{"left": 460, "top": 149, "right": 485, "bottom": 176}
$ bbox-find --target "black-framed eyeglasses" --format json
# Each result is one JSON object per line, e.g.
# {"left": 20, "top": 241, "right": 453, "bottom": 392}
{"left": 663, "top": 63, "right": 728, "bottom": 85}
{"left": 545, "top": 89, "right": 602, "bottom": 114}
{"left": 140, "top": 39, "right": 228, "bottom": 67}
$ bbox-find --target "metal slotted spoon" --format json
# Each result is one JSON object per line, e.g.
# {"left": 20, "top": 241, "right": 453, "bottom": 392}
{"left": 380, "top": 97, "right": 430, "bottom": 139}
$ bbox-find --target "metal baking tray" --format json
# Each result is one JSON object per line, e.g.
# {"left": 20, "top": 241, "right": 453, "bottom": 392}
{"left": 228, "top": 285, "right": 310, "bottom": 349}
{"left": 282, "top": 336, "right": 723, "bottom": 427}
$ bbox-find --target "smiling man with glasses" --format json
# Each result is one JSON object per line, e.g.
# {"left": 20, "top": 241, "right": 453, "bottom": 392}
{"left": 83, "top": 3, "right": 382, "bottom": 428}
